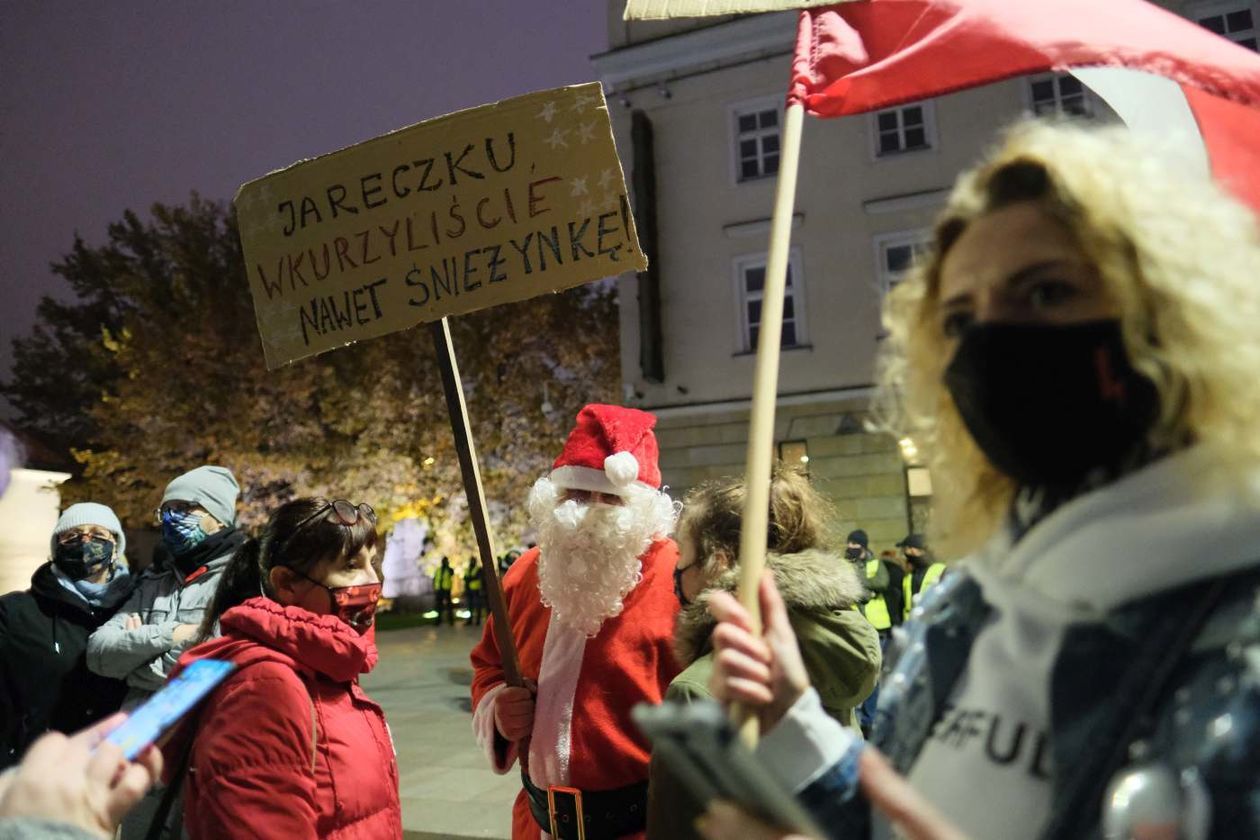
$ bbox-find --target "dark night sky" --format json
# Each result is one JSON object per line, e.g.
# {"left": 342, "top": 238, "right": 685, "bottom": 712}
{"left": 0, "top": 1, "right": 608, "bottom": 417}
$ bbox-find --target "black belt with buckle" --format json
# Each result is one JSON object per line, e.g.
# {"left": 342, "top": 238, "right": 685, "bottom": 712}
{"left": 521, "top": 769, "right": 648, "bottom": 840}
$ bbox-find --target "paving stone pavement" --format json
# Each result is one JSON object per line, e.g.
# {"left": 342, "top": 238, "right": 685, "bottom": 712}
{"left": 363, "top": 621, "right": 515, "bottom": 840}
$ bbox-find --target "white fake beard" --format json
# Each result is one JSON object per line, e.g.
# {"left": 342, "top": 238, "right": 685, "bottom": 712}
{"left": 528, "top": 477, "right": 678, "bottom": 637}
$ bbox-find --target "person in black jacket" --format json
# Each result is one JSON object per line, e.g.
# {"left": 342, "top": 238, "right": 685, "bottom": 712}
{"left": 0, "top": 502, "right": 134, "bottom": 769}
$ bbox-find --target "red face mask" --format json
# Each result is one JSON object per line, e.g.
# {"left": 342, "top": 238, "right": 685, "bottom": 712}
{"left": 288, "top": 567, "right": 382, "bottom": 634}
{"left": 326, "top": 582, "right": 383, "bottom": 635}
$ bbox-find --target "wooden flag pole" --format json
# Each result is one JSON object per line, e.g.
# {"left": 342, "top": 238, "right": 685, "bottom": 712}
{"left": 430, "top": 317, "right": 524, "bottom": 688}
{"left": 732, "top": 100, "right": 806, "bottom": 744}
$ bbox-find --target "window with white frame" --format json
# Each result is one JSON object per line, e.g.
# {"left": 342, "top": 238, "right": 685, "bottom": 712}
{"left": 873, "top": 103, "right": 935, "bottom": 157}
{"left": 1196, "top": 2, "right": 1258, "bottom": 50}
{"left": 1027, "top": 73, "right": 1092, "bottom": 117}
{"left": 735, "top": 250, "right": 806, "bottom": 352}
{"left": 874, "top": 231, "right": 932, "bottom": 293}
{"left": 732, "top": 102, "right": 781, "bottom": 182}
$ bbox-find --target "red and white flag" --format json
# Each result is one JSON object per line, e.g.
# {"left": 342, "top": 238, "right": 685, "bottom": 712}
{"left": 789, "top": 0, "right": 1260, "bottom": 210}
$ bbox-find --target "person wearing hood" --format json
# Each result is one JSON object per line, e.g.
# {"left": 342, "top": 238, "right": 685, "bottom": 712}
{"left": 86, "top": 465, "right": 243, "bottom": 710}
{"left": 159, "top": 497, "right": 400, "bottom": 840}
{"left": 0, "top": 503, "right": 133, "bottom": 770}
{"left": 647, "top": 467, "right": 879, "bottom": 840}
{"left": 898, "top": 533, "right": 945, "bottom": 620}
{"left": 699, "top": 121, "right": 1260, "bottom": 839}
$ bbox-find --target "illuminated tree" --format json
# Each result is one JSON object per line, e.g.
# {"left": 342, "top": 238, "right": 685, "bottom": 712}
{"left": 4, "top": 196, "right": 618, "bottom": 543}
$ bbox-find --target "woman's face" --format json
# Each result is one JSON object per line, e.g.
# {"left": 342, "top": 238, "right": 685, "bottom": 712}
{"left": 314, "top": 544, "right": 380, "bottom": 589}
{"left": 674, "top": 531, "right": 710, "bottom": 603}
{"left": 936, "top": 202, "right": 1120, "bottom": 353}
{"left": 277, "top": 544, "right": 380, "bottom": 615}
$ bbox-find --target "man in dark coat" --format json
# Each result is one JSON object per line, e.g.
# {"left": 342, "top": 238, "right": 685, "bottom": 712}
{"left": 0, "top": 502, "right": 133, "bottom": 769}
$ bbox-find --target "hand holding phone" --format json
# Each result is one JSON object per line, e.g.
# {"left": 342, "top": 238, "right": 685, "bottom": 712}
{"left": 103, "top": 659, "right": 236, "bottom": 760}
{"left": 0, "top": 714, "right": 162, "bottom": 839}
{"left": 633, "top": 700, "right": 829, "bottom": 838}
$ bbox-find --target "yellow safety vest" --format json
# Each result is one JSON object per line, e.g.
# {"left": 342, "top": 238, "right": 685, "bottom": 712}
{"left": 436, "top": 567, "right": 454, "bottom": 591}
{"left": 862, "top": 558, "right": 892, "bottom": 631}
{"left": 466, "top": 569, "right": 483, "bottom": 591}
{"left": 903, "top": 562, "right": 946, "bottom": 619}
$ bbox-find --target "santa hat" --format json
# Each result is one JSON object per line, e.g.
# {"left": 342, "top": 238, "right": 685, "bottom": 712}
{"left": 549, "top": 404, "right": 661, "bottom": 496}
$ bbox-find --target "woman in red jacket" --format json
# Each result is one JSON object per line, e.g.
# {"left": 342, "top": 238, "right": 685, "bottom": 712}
{"left": 162, "top": 497, "right": 401, "bottom": 840}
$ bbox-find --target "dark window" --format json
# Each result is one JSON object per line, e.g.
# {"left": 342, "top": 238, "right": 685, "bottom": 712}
{"left": 734, "top": 106, "right": 782, "bottom": 181}
{"left": 885, "top": 244, "right": 914, "bottom": 275}
{"left": 879, "top": 237, "right": 930, "bottom": 291}
{"left": 742, "top": 260, "right": 802, "bottom": 350}
{"left": 1228, "top": 9, "right": 1254, "bottom": 30}
{"left": 1198, "top": 6, "right": 1258, "bottom": 50}
{"left": 1029, "top": 73, "right": 1092, "bottom": 118}
{"left": 874, "top": 105, "right": 933, "bottom": 156}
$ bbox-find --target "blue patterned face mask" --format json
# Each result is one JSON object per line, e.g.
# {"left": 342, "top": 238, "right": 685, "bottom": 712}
{"left": 161, "top": 508, "right": 212, "bottom": 556}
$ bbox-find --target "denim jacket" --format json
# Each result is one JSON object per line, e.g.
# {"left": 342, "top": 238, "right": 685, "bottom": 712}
{"left": 803, "top": 566, "right": 1260, "bottom": 839}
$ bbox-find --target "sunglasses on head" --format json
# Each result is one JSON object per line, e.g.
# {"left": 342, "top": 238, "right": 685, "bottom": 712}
{"left": 293, "top": 499, "right": 377, "bottom": 531}
{"left": 273, "top": 499, "right": 376, "bottom": 560}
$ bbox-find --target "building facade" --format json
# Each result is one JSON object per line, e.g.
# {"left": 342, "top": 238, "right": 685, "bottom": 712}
{"left": 593, "top": 1, "right": 1255, "bottom": 550}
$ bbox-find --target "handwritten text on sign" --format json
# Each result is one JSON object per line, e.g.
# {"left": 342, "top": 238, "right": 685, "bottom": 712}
{"left": 235, "top": 83, "right": 646, "bottom": 368}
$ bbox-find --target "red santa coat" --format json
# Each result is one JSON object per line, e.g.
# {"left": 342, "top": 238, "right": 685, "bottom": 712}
{"left": 470, "top": 540, "right": 681, "bottom": 840}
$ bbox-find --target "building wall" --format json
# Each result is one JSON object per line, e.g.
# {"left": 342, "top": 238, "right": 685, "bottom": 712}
{"left": 597, "top": 0, "right": 1252, "bottom": 551}
{"left": 606, "top": 49, "right": 1100, "bottom": 410}
{"left": 654, "top": 396, "right": 910, "bottom": 548}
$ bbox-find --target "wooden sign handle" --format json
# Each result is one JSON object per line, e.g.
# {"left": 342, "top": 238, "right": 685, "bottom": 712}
{"left": 732, "top": 100, "right": 806, "bottom": 745}
{"left": 430, "top": 317, "right": 524, "bottom": 688}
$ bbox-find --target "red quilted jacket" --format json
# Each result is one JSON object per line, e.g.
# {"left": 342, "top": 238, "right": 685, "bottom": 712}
{"left": 164, "top": 597, "right": 401, "bottom": 840}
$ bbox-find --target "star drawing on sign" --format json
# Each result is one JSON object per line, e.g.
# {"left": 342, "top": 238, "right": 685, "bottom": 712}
{"left": 537, "top": 101, "right": 559, "bottom": 123}
{"left": 570, "top": 92, "right": 600, "bottom": 113}
{"left": 575, "top": 122, "right": 596, "bottom": 144}
{"left": 597, "top": 169, "right": 618, "bottom": 192}
{"left": 569, "top": 177, "right": 589, "bottom": 198}
{"left": 544, "top": 127, "right": 569, "bottom": 150}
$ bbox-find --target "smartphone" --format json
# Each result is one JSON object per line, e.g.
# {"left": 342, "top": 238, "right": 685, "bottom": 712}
{"left": 633, "top": 699, "right": 829, "bottom": 838}
{"left": 103, "top": 659, "right": 237, "bottom": 760}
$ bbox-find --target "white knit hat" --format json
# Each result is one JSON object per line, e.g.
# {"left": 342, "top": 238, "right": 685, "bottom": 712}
{"left": 51, "top": 502, "right": 126, "bottom": 560}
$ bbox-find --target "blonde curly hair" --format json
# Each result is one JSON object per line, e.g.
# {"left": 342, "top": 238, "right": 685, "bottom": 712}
{"left": 874, "top": 120, "right": 1260, "bottom": 557}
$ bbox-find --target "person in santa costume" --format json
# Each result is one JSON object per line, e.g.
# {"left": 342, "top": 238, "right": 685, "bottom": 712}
{"left": 470, "top": 404, "right": 681, "bottom": 840}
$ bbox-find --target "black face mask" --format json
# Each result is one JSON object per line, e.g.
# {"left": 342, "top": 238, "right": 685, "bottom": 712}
{"left": 53, "top": 537, "right": 116, "bottom": 581}
{"left": 844, "top": 547, "right": 864, "bottom": 560}
{"left": 943, "top": 319, "right": 1159, "bottom": 490}
{"left": 673, "top": 567, "right": 691, "bottom": 607}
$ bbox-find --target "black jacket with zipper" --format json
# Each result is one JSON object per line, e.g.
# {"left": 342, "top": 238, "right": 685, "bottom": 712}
{"left": 0, "top": 562, "right": 132, "bottom": 768}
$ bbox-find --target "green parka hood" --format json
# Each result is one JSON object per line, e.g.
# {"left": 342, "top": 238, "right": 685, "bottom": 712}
{"left": 673, "top": 547, "right": 869, "bottom": 665}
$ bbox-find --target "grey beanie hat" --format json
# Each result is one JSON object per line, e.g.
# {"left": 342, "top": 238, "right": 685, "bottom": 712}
{"left": 52, "top": 502, "right": 126, "bottom": 560}
{"left": 162, "top": 465, "right": 240, "bottom": 527}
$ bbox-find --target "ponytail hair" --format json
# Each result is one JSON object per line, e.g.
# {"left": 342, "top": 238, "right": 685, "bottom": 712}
{"left": 196, "top": 497, "right": 379, "bottom": 641}
{"left": 196, "top": 538, "right": 264, "bottom": 641}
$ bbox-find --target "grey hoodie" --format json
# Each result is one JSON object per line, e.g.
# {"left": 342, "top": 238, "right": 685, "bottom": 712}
{"left": 86, "top": 534, "right": 241, "bottom": 709}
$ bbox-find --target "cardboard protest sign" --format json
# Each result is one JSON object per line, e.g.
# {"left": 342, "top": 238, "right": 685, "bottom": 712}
{"left": 623, "top": 0, "right": 836, "bottom": 20}
{"left": 236, "top": 83, "right": 646, "bottom": 368}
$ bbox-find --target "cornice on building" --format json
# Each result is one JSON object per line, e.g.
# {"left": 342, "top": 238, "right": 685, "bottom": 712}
{"left": 592, "top": 12, "right": 796, "bottom": 94}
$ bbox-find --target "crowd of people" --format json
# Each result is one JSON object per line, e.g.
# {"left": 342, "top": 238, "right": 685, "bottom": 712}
{"left": 1, "top": 115, "right": 1258, "bottom": 840}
